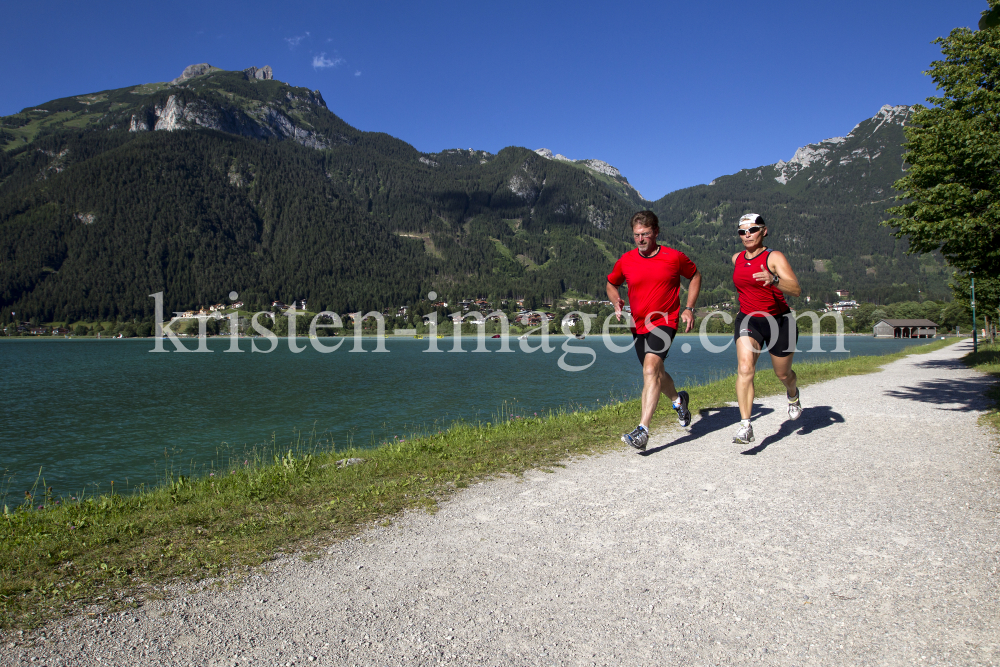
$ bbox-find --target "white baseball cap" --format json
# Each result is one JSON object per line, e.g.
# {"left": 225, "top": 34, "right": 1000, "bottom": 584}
{"left": 738, "top": 213, "right": 765, "bottom": 227}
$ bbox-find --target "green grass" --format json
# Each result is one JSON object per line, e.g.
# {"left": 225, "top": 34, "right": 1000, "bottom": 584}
{"left": 963, "top": 341, "right": 1000, "bottom": 433}
{"left": 490, "top": 237, "right": 513, "bottom": 260}
{"left": 0, "top": 336, "right": 957, "bottom": 630}
{"left": 588, "top": 237, "right": 618, "bottom": 264}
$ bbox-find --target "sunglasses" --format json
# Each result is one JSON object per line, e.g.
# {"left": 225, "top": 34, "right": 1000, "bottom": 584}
{"left": 737, "top": 226, "right": 763, "bottom": 236}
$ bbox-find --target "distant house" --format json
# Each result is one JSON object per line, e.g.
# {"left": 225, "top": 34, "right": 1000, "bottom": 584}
{"left": 835, "top": 289, "right": 851, "bottom": 299}
{"left": 873, "top": 319, "right": 938, "bottom": 338}
{"left": 829, "top": 300, "right": 858, "bottom": 312}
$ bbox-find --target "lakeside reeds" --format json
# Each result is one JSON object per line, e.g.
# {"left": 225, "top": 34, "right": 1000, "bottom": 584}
{"left": 0, "top": 337, "right": 962, "bottom": 630}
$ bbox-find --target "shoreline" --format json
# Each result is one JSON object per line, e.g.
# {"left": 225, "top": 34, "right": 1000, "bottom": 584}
{"left": 0, "top": 337, "right": 960, "bottom": 631}
{"left": 3, "top": 337, "right": 996, "bottom": 665}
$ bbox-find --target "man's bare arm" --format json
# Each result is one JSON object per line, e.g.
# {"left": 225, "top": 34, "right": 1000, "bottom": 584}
{"left": 680, "top": 270, "right": 702, "bottom": 333}
{"left": 606, "top": 281, "right": 625, "bottom": 321}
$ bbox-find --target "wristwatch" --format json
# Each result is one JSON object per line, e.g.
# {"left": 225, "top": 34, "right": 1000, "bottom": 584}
{"left": 683, "top": 306, "right": 695, "bottom": 312}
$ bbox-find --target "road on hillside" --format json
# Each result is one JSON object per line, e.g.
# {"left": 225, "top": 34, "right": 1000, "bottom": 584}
{"left": 5, "top": 339, "right": 998, "bottom": 666}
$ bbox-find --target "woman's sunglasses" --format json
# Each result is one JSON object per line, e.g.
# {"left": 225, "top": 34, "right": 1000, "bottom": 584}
{"left": 738, "top": 226, "right": 763, "bottom": 236}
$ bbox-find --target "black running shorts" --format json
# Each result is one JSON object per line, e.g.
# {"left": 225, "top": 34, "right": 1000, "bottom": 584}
{"left": 733, "top": 311, "right": 797, "bottom": 357}
{"left": 633, "top": 325, "right": 676, "bottom": 365}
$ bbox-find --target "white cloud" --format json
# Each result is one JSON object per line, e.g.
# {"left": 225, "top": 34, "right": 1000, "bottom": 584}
{"left": 354, "top": 70, "right": 362, "bottom": 77}
{"left": 313, "top": 53, "right": 345, "bottom": 69}
{"left": 285, "top": 32, "right": 310, "bottom": 48}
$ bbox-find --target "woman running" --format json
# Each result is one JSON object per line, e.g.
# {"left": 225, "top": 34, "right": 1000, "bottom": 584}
{"left": 731, "top": 213, "right": 803, "bottom": 444}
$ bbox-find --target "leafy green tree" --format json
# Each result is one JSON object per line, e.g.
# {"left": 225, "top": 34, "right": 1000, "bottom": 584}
{"left": 920, "top": 301, "right": 945, "bottom": 322}
{"left": 847, "top": 303, "right": 878, "bottom": 332}
{"left": 272, "top": 314, "right": 289, "bottom": 337}
{"left": 951, "top": 271, "right": 1000, "bottom": 339}
{"left": 73, "top": 324, "right": 88, "bottom": 336}
{"left": 938, "top": 300, "right": 974, "bottom": 332}
{"left": 886, "top": 2, "right": 1000, "bottom": 275}
{"left": 893, "top": 301, "right": 923, "bottom": 319}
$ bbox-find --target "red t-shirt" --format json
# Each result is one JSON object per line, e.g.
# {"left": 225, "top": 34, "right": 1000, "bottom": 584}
{"left": 732, "top": 249, "right": 790, "bottom": 316}
{"left": 607, "top": 246, "right": 698, "bottom": 333}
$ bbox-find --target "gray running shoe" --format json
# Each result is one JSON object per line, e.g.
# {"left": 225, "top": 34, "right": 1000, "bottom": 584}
{"left": 622, "top": 425, "right": 649, "bottom": 451}
{"left": 673, "top": 390, "right": 692, "bottom": 427}
{"left": 787, "top": 389, "right": 802, "bottom": 421}
{"left": 733, "top": 422, "right": 754, "bottom": 444}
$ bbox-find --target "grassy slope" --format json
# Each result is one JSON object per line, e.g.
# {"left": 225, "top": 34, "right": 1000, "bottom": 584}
{"left": 0, "top": 337, "right": 958, "bottom": 629}
{"left": 963, "top": 341, "right": 1000, "bottom": 433}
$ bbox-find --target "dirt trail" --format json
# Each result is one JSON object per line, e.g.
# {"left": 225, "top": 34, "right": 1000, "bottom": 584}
{"left": 5, "top": 339, "right": 998, "bottom": 666}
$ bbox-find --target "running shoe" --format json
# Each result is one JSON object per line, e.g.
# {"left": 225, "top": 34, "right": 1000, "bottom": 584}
{"left": 673, "top": 390, "right": 692, "bottom": 427}
{"left": 622, "top": 425, "right": 649, "bottom": 451}
{"left": 733, "top": 422, "right": 754, "bottom": 444}
{"left": 787, "top": 389, "right": 802, "bottom": 421}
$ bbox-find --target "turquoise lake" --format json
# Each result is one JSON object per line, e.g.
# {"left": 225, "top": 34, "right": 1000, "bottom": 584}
{"left": 0, "top": 334, "right": 934, "bottom": 504}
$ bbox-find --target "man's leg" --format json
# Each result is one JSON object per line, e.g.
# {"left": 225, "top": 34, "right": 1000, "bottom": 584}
{"left": 640, "top": 352, "right": 670, "bottom": 429}
{"left": 640, "top": 351, "right": 686, "bottom": 425}
{"left": 659, "top": 369, "right": 680, "bottom": 403}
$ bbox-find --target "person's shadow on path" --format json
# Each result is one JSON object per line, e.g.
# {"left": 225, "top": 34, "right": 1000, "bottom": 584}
{"left": 642, "top": 403, "right": 845, "bottom": 456}
{"left": 740, "top": 405, "right": 844, "bottom": 455}
{"left": 642, "top": 405, "right": 773, "bottom": 455}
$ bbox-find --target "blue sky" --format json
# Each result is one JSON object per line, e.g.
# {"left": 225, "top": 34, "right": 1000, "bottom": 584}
{"left": 0, "top": 0, "right": 984, "bottom": 200}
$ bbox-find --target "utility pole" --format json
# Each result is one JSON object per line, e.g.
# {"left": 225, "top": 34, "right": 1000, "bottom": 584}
{"left": 971, "top": 272, "right": 977, "bottom": 354}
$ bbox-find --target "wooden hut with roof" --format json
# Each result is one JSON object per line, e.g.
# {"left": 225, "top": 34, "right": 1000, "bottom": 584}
{"left": 872, "top": 319, "right": 938, "bottom": 338}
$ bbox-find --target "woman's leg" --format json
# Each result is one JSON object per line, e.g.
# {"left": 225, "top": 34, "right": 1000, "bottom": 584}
{"left": 770, "top": 352, "right": 797, "bottom": 398}
{"left": 735, "top": 336, "right": 762, "bottom": 420}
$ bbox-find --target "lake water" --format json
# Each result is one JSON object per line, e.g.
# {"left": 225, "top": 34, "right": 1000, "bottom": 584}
{"left": 0, "top": 334, "right": 933, "bottom": 505}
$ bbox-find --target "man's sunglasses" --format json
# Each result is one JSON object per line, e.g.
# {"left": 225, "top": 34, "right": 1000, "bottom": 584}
{"left": 737, "top": 226, "right": 763, "bottom": 236}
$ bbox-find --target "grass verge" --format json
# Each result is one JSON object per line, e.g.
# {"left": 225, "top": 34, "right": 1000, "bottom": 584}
{"left": 962, "top": 341, "right": 1000, "bottom": 433}
{"left": 0, "top": 336, "right": 958, "bottom": 630}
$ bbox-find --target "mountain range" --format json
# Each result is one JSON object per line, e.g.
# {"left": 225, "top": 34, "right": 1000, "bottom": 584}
{"left": 0, "top": 64, "right": 949, "bottom": 322}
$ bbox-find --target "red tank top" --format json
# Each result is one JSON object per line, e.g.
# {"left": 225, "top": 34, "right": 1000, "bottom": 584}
{"left": 732, "top": 249, "right": 790, "bottom": 316}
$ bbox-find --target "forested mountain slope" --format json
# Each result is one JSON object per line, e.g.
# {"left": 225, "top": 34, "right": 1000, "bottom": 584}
{"left": 650, "top": 105, "right": 950, "bottom": 306}
{"left": 0, "top": 66, "right": 639, "bottom": 321}
{"left": 0, "top": 65, "right": 950, "bottom": 322}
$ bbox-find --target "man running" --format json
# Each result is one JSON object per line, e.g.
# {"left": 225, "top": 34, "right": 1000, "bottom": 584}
{"left": 607, "top": 210, "right": 702, "bottom": 451}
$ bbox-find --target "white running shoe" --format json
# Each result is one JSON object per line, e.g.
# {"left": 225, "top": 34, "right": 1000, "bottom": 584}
{"left": 673, "top": 390, "right": 692, "bottom": 427}
{"left": 733, "top": 422, "right": 754, "bottom": 444}
{"left": 622, "top": 425, "right": 649, "bottom": 451}
{"left": 787, "top": 389, "right": 802, "bottom": 421}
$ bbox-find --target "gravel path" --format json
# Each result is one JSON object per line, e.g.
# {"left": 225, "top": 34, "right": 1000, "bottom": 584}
{"left": 4, "top": 339, "right": 998, "bottom": 666}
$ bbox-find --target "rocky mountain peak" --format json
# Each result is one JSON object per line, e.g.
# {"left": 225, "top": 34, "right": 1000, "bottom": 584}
{"left": 170, "top": 63, "right": 217, "bottom": 85}
{"left": 534, "top": 148, "right": 643, "bottom": 200}
{"left": 770, "top": 104, "right": 912, "bottom": 185}
{"left": 243, "top": 66, "right": 273, "bottom": 81}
